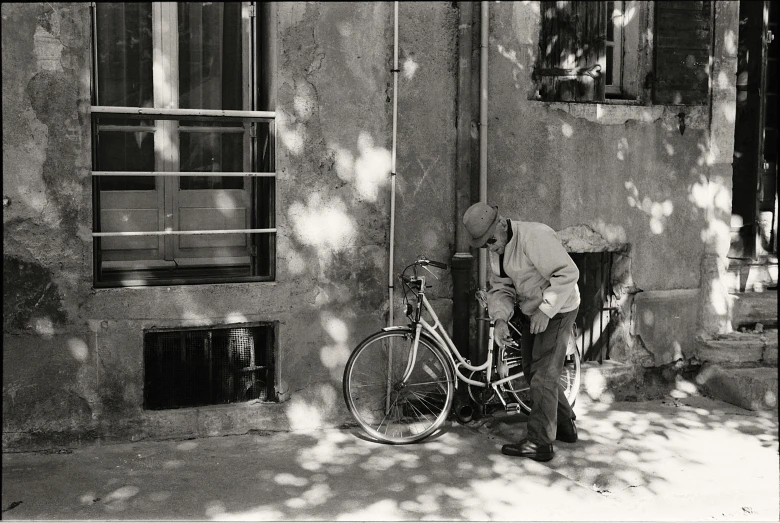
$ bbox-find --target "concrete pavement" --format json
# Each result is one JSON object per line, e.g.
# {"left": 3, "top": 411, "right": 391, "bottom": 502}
{"left": 2, "top": 396, "right": 778, "bottom": 521}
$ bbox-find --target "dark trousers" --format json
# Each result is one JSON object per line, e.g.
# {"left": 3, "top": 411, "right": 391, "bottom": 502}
{"left": 520, "top": 307, "right": 578, "bottom": 445}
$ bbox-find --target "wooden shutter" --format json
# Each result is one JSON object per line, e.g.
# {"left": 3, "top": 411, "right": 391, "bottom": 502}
{"left": 536, "top": 1, "right": 606, "bottom": 102}
{"left": 654, "top": 1, "right": 713, "bottom": 105}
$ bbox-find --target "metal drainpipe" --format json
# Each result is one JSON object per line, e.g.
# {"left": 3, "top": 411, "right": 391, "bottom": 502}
{"left": 452, "top": 1, "right": 474, "bottom": 417}
{"left": 476, "top": 0, "right": 489, "bottom": 364}
{"left": 388, "top": 1, "right": 399, "bottom": 328}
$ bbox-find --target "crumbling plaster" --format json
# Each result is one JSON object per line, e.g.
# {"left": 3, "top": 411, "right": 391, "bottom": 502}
{"left": 2, "top": 2, "right": 458, "bottom": 449}
{"left": 486, "top": 1, "right": 739, "bottom": 365}
{"left": 2, "top": 0, "right": 741, "bottom": 449}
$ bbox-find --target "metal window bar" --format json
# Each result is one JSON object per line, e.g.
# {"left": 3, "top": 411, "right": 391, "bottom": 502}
{"left": 92, "top": 171, "right": 275, "bottom": 177}
{"left": 93, "top": 229, "right": 276, "bottom": 238}
{"left": 91, "top": 109, "right": 276, "bottom": 239}
{"left": 576, "top": 252, "right": 617, "bottom": 364}
{"left": 97, "top": 125, "right": 248, "bottom": 133}
{"left": 91, "top": 106, "right": 275, "bottom": 122}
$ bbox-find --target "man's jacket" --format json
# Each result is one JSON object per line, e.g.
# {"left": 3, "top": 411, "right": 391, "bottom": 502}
{"left": 487, "top": 220, "right": 580, "bottom": 322}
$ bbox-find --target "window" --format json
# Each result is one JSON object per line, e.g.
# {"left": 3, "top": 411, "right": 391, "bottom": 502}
{"left": 90, "top": 2, "right": 276, "bottom": 287}
{"left": 534, "top": 1, "right": 712, "bottom": 105}
{"left": 604, "top": 1, "right": 626, "bottom": 97}
{"left": 143, "top": 324, "right": 277, "bottom": 409}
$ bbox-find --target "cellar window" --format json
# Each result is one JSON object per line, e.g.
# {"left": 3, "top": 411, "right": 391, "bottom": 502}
{"left": 143, "top": 323, "right": 276, "bottom": 410}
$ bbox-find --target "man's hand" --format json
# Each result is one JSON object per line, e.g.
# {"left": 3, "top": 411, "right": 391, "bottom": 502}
{"left": 493, "top": 319, "right": 513, "bottom": 348}
{"left": 529, "top": 309, "right": 550, "bottom": 334}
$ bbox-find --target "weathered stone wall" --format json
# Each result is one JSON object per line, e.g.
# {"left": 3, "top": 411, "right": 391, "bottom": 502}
{"left": 2, "top": 2, "right": 458, "bottom": 450}
{"left": 2, "top": 1, "right": 740, "bottom": 449}
{"left": 488, "top": 2, "right": 738, "bottom": 366}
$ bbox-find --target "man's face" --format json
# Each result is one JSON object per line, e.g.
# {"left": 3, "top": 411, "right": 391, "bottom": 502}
{"left": 485, "top": 218, "right": 508, "bottom": 255}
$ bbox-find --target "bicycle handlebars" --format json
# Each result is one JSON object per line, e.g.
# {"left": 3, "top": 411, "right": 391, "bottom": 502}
{"left": 414, "top": 256, "right": 448, "bottom": 270}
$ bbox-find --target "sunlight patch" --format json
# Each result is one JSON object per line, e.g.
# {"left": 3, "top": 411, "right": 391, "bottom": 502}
{"left": 403, "top": 57, "right": 419, "bottom": 80}
{"left": 67, "top": 338, "right": 89, "bottom": 362}
{"left": 285, "top": 248, "right": 306, "bottom": 275}
{"left": 336, "top": 499, "right": 404, "bottom": 521}
{"left": 274, "top": 473, "right": 308, "bottom": 487}
{"left": 205, "top": 501, "right": 227, "bottom": 518}
{"left": 289, "top": 194, "right": 356, "bottom": 252}
{"left": 624, "top": 181, "right": 674, "bottom": 234}
{"left": 33, "top": 316, "right": 55, "bottom": 338}
{"left": 276, "top": 112, "right": 305, "bottom": 156}
{"left": 322, "top": 314, "right": 349, "bottom": 343}
{"left": 286, "top": 399, "right": 322, "bottom": 431}
{"left": 354, "top": 133, "right": 391, "bottom": 201}
{"left": 224, "top": 312, "right": 248, "bottom": 324}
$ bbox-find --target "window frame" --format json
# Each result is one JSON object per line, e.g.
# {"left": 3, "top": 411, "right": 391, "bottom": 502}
{"left": 89, "top": 1, "right": 277, "bottom": 288}
{"left": 534, "top": 0, "right": 646, "bottom": 104}
{"left": 604, "top": 0, "right": 625, "bottom": 97}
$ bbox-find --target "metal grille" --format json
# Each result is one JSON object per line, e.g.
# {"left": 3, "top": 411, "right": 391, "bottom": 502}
{"left": 570, "top": 252, "right": 616, "bottom": 363}
{"left": 143, "top": 324, "right": 275, "bottom": 410}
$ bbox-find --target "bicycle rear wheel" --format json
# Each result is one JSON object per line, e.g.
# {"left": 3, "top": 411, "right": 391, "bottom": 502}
{"left": 343, "top": 329, "right": 454, "bottom": 444}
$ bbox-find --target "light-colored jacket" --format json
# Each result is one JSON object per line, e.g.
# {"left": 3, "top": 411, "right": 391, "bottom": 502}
{"left": 487, "top": 220, "right": 580, "bottom": 322}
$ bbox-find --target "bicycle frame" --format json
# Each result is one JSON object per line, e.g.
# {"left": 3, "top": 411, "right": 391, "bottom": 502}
{"left": 392, "top": 274, "right": 525, "bottom": 397}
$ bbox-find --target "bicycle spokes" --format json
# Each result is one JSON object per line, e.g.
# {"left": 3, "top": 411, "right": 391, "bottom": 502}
{"left": 343, "top": 331, "right": 454, "bottom": 444}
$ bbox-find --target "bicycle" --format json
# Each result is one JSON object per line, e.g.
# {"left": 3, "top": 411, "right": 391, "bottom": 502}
{"left": 342, "top": 255, "right": 582, "bottom": 444}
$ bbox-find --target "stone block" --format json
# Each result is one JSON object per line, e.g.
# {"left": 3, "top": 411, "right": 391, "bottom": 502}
{"left": 695, "top": 364, "right": 778, "bottom": 411}
{"left": 632, "top": 290, "right": 699, "bottom": 365}
{"left": 142, "top": 409, "right": 200, "bottom": 440}
{"left": 763, "top": 335, "right": 778, "bottom": 365}
{"left": 695, "top": 333, "right": 765, "bottom": 365}
{"left": 580, "top": 360, "right": 639, "bottom": 402}
{"left": 731, "top": 290, "right": 777, "bottom": 327}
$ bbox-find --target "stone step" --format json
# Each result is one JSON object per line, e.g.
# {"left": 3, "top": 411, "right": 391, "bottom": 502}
{"left": 731, "top": 290, "right": 778, "bottom": 328}
{"left": 695, "top": 364, "right": 778, "bottom": 411}
{"left": 579, "top": 360, "right": 638, "bottom": 402}
{"left": 695, "top": 330, "right": 778, "bottom": 366}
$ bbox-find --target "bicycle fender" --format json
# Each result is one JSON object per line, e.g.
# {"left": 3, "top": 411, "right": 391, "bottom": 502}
{"left": 379, "top": 326, "right": 457, "bottom": 384}
{"left": 381, "top": 326, "right": 413, "bottom": 332}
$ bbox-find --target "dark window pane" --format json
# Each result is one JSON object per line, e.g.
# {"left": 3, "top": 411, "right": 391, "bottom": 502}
{"left": 179, "top": 129, "right": 244, "bottom": 190}
{"left": 178, "top": 2, "right": 244, "bottom": 110}
{"left": 606, "top": 2, "right": 615, "bottom": 41}
{"left": 766, "top": 93, "right": 777, "bottom": 129}
{"left": 96, "top": 3, "right": 153, "bottom": 108}
{"left": 97, "top": 128, "right": 155, "bottom": 191}
{"left": 606, "top": 46, "right": 614, "bottom": 85}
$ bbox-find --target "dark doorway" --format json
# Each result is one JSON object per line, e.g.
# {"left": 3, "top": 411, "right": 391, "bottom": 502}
{"left": 731, "top": 0, "right": 778, "bottom": 260}
{"left": 570, "top": 252, "right": 617, "bottom": 363}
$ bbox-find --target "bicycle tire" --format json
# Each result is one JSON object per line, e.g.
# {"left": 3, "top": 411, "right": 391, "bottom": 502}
{"left": 342, "top": 329, "right": 455, "bottom": 444}
{"left": 501, "top": 336, "right": 582, "bottom": 415}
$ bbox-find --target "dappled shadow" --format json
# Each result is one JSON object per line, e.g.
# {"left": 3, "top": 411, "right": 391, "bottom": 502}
{"left": 1, "top": 426, "right": 615, "bottom": 521}
{"left": 2, "top": 396, "right": 776, "bottom": 520}
{"left": 468, "top": 396, "right": 778, "bottom": 520}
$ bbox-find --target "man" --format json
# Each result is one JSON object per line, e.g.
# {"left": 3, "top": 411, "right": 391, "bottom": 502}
{"left": 463, "top": 202, "right": 580, "bottom": 462}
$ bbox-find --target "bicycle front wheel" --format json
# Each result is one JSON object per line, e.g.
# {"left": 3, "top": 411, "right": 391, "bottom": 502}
{"left": 343, "top": 329, "right": 455, "bottom": 444}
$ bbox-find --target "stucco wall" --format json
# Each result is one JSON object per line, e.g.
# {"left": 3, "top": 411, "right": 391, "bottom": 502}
{"left": 487, "top": 2, "right": 738, "bottom": 364}
{"left": 2, "top": 2, "right": 458, "bottom": 449}
{"left": 2, "top": 1, "right": 740, "bottom": 449}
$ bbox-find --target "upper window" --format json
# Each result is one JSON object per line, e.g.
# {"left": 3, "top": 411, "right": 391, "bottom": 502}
{"left": 90, "top": 2, "right": 275, "bottom": 287}
{"left": 534, "top": 1, "right": 713, "bottom": 105}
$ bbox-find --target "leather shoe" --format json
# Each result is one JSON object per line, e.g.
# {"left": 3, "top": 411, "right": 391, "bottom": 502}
{"left": 501, "top": 439, "right": 554, "bottom": 462}
{"left": 556, "top": 419, "right": 578, "bottom": 443}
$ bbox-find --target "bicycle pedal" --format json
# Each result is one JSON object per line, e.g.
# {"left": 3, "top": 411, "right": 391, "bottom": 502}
{"left": 504, "top": 402, "right": 522, "bottom": 412}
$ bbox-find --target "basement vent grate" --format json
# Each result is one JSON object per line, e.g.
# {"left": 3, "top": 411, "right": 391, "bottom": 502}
{"left": 570, "top": 252, "right": 616, "bottom": 363}
{"left": 143, "top": 324, "right": 276, "bottom": 410}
